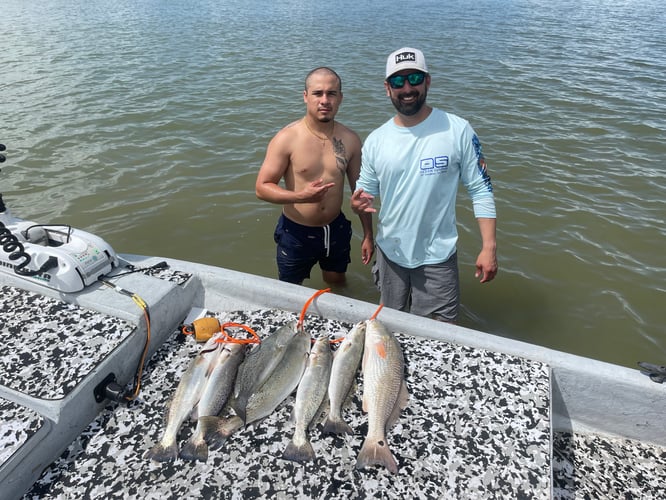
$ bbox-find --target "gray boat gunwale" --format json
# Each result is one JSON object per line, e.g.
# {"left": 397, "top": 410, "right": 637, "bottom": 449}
{"left": 125, "top": 254, "right": 665, "bottom": 447}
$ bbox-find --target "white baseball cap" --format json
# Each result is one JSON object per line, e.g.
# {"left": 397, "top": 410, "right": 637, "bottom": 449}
{"left": 385, "top": 47, "right": 428, "bottom": 78}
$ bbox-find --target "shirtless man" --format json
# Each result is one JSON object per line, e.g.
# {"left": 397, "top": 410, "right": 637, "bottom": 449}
{"left": 255, "top": 67, "right": 374, "bottom": 285}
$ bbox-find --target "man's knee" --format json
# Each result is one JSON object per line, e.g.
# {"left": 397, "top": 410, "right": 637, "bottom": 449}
{"left": 322, "top": 270, "right": 346, "bottom": 285}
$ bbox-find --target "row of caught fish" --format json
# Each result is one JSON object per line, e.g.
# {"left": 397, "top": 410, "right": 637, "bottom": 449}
{"left": 145, "top": 314, "right": 408, "bottom": 474}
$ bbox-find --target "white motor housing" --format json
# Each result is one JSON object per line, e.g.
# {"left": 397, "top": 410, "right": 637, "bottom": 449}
{"left": 0, "top": 210, "right": 118, "bottom": 293}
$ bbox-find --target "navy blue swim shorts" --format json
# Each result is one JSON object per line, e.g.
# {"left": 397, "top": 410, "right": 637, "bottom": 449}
{"left": 273, "top": 212, "right": 352, "bottom": 284}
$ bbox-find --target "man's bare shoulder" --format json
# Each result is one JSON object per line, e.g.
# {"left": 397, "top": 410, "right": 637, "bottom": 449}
{"left": 269, "top": 120, "right": 304, "bottom": 148}
{"left": 334, "top": 121, "right": 362, "bottom": 149}
{"left": 335, "top": 121, "right": 360, "bottom": 137}
{"left": 274, "top": 119, "right": 301, "bottom": 137}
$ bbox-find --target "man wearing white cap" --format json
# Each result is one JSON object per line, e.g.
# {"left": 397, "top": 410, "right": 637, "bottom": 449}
{"left": 351, "top": 47, "right": 497, "bottom": 323}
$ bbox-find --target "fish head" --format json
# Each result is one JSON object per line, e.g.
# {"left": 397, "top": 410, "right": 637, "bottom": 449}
{"left": 199, "top": 332, "right": 224, "bottom": 352}
{"left": 348, "top": 321, "right": 367, "bottom": 343}
{"left": 363, "top": 318, "right": 394, "bottom": 363}
{"left": 365, "top": 318, "right": 389, "bottom": 340}
{"left": 225, "top": 342, "right": 248, "bottom": 357}
{"left": 311, "top": 336, "right": 332, "bottom": 360}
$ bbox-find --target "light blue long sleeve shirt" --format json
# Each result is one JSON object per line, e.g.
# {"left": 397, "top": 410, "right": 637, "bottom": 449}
{"left": 357, "top": 108, "right": 495, "bottom": 269}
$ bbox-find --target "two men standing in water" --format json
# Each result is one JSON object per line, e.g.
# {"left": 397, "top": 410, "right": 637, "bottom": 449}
{"left": 255, "top": 48, "right": 497, "bottom": 323}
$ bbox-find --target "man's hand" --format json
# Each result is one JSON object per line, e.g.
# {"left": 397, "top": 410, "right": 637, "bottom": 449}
{"left": 361, "top": 235, "right": 374, "bottom": 265}
{"left": 351, "top": 188, "right": 376, "bottom": 214}
{"left": 475, "top": 248, "right": 498, "bottom": 283}
{"left": 300, "top": 178, "right": 336, "bottom": 203}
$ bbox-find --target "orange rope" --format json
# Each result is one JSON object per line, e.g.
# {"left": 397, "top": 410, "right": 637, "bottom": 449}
{"left": 370, "top": 303, "right": 384, "bottom": 320}
{"left": 216, "top": 322, "right": 261, "bottom": 345}
{"left": 297, "top": 288, "right": 331, "bottom": 330}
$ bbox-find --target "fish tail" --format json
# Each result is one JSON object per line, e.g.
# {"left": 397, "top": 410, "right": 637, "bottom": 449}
{"left": 229, "top": 397, "right": 247, "bottom": 423}
{"left": 179, "top": 435, "right": 208, "bottom": 462}
{"left": 144, "top": 440, "right": 178, "bottom": 463}
{"left": 321, "top": 416, "right": 353, "bottom": 435}
{"left": 355, "top": 437, "right": 398, "bottom": 474}
{"left": 201, "top": 415, "right": 244, "bottom": 450}
{"left": 282, "top": 438, "right": 316, "bottom": 463}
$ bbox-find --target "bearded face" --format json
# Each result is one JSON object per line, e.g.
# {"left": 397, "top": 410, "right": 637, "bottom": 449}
{"left": 385, "top": 72, "right": 429, "bottom": 116}
{"left": 389, "top": 86, "right": 428, "bottom": 116}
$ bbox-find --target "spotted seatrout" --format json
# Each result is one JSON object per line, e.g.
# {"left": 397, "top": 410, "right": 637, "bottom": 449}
{"left": 283, "top": 336, "right": 333, "bottom": 463}
{"left": 322, "top": 321, "right": 366, "bottom": 435}
{"left": 229, "top": 320, "right": 298, "bottom": 422}
{"left": 179, "top": 342, "right": 246, "bottom": 461}
{"left": 203, "top": 325, "right": 311, "bottom": 448}
{"left": 355, "top": 319, "right": 409, "bottom": 474}
{"left": 144, "top": 337, "right": 221, "bottom": 462}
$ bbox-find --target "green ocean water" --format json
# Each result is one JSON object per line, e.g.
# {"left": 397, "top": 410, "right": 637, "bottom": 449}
{"left": 2, "top": 0, "right": 665, "bottom": 368}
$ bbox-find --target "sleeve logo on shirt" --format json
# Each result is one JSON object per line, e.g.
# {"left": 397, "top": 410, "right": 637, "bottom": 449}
{"left": 419, "top": 156, "right": 449, "bottom": 175}
{"left": 472, "top": 134, "right": 493, "bottom": 191}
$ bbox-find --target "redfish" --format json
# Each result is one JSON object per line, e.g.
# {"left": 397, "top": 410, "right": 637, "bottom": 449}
{"left": 355, "top": 319, "right": 408, "bottom": 474}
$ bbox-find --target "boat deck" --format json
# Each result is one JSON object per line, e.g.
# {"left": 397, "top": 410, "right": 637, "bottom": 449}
{"left": 23, "top": 308, "right": 553, "bottom": 499}
{"left": 0, "top": 284, "right": 135, "bottom": 400}
{"left": 553, "top": 431, "right": 666, "bottom": 498}
{"left": 2, "top": 266, "right": 665, "bottom": 499}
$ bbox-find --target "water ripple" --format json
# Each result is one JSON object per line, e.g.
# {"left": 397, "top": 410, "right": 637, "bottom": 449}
{"left": 2, "top": 0, "right": 665, "bottom": 367}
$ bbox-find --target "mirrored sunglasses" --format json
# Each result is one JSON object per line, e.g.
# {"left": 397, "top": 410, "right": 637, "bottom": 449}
{"left": 387, "top": 72, "right": 426, "bottom": 89}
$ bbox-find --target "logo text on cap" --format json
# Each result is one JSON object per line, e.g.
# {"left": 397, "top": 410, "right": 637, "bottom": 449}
{"left": 395, "top": 52, "right": 416, "bottom": 63}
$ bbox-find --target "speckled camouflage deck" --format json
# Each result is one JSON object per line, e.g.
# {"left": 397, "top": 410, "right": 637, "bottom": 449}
{"left": 552, "top": 431, "right": 666, "bottom": 499}
{"left": 0, "top": 284, "right": 135, "bottom": 399}
{"left": 0, "top": 399, "right": 43, "bottom": 465}
{"left": 24, "top": 308, "right": 553, "bottom": 499}
{"left": 3, "top": 279, "right": 664, "bottom": 499}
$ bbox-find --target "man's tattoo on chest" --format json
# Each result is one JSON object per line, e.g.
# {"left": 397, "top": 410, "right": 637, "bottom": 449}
{"left": 332, "top": 137, "right": 347, "bottom": 173}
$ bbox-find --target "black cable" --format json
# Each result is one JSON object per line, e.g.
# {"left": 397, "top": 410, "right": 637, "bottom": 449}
{"left": 0, "top": 219, "right": 47, "bottom": 276}
{"left": 112, "top": 261, "right": 169, "bottom": 278}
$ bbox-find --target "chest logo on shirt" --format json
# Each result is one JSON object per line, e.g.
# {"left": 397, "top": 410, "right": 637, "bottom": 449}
{"left": 419, "top": 156, "right": 449, "bottom": 175}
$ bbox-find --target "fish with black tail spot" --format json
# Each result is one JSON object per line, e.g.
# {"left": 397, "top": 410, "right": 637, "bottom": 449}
{"left": 355, "top": 318, "right": 409, "bottom": 474}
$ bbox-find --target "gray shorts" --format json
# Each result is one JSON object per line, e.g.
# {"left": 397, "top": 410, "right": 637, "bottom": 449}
{"left": 372, "top": 247, "right": 460, "bottom": 322}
